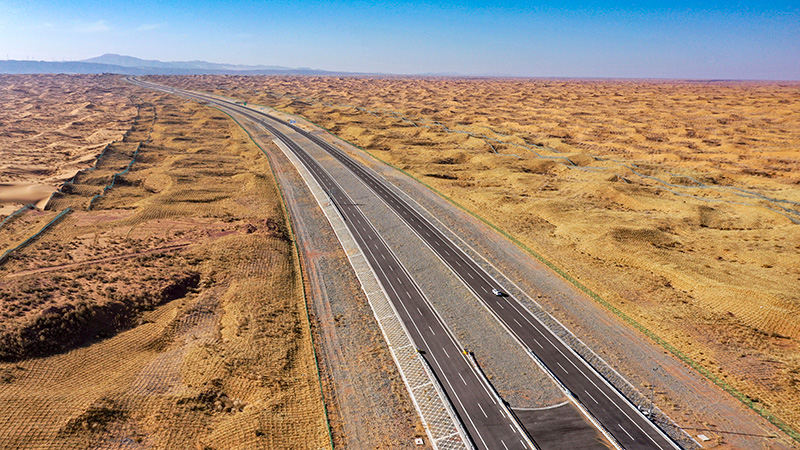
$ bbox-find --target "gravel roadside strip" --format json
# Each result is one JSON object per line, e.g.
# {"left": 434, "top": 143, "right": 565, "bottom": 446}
{"left": 236, "top": 116, "right": 427, "bottom": 448}
{"left": 259, "top": 107, "right": 794, "bottom": 449}
{"left": 271, "top": 124, "right": 567, "bottom": 410}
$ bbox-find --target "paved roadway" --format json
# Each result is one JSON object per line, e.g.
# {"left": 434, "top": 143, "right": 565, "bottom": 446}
{"left": 129, "top": 78, "right": 530, "bottom": 449}
{"left": 130, "top": 78, "right": 681, "bottom": 450}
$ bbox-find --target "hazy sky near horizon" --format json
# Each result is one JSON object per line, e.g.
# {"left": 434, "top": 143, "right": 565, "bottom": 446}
{"left": 1, "top": 0, "right": 798, "bottom": 79}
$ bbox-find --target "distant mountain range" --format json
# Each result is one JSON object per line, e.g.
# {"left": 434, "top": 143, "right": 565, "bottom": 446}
{"left": 0, "top": 54, "right": 352, "bottom": 75}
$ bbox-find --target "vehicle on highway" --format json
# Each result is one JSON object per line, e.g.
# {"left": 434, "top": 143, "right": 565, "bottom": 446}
{"left": 492, "top": 288, "right": 504, "bottom": 296}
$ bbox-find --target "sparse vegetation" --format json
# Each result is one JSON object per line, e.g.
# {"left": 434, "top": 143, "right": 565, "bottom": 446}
{"left": 0, "top": 78, "right": 329, "bottom": 448}
{"left": 155, "top": 75, "right": 800, "bottom": 439}
{"left": 0, "top": 74, "right": 137, "bottom": 214}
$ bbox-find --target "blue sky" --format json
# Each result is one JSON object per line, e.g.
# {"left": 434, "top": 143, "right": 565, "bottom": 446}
{"left": 1, "top": 0, "right": 798, "bottom": 79}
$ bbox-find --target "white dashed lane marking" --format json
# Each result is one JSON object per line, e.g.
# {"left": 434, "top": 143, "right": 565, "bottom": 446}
{"left": 618, "top": 424, "right": 635, "bottom": 441}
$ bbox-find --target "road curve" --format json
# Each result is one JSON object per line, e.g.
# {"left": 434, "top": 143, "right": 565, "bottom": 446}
{"left": 130, "top": 78, "right": 681, "bottom": 450}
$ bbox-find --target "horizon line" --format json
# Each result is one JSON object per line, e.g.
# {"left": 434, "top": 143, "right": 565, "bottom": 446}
{"left": 1, "top": 55, "right": 798, "bottom": 82}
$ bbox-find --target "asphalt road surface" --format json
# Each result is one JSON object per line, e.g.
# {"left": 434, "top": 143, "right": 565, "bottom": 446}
{"left": 515, "top": 404, "right": 607, "bottom": 449}
{"left": 130, "top": 78, "right": 680, "bottom": 450}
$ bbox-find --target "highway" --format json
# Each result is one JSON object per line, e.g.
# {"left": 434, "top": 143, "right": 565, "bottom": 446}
{"left": 130, "top": 78, "right": 680, "bottom": 450}
{"left": 248, "top": 107, "right": 531, "bottom": 449}
{"left": 129, "top": 78, "right": 530, "bottom": 449}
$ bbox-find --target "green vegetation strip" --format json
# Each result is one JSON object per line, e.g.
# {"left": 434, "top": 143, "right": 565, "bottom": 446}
{"left": 214, "top": 107, "right": 335, "bottom": 449}
{"left": 0, "top": 208, "right": 72, "bottom": 266}
{"left": 0, "top": 204, "right": 34, "bottom": 231}
{"left": 268, "top": 105, "right": 800, "bottom": 444}
{"left": 87, "top": 142, "right": 142, "bottom": 210}
{"left": 42, "top": 142, "right": 115, "bottom": 209}
{"left": 66, "top": 142, "right": 111, "bottom": 186}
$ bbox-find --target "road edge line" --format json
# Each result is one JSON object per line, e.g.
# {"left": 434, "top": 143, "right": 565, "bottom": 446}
{"left": 144, "top": 82, "right": 798, "bottom": 446}
{"left": 464, "top": 351, "right": 538, "bottom": 449}
{"left": 260, "top": 104, "right": 799, "bottom": 445}
{"left": 268, "top": 134, "right": 470, "bottom": 449}
{"left": 274, "top": 111, "right": 663, "bottom": 448}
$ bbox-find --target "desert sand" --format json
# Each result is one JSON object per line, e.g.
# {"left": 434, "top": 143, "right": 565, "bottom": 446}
{"left": 0, "top": 81, "right": 329, "bottom": 447}
{"left": 0, "top": 74, "right": 136, "bottom": 214}
{"left": 155, "top": 75, "right": 800, "bottom": 438}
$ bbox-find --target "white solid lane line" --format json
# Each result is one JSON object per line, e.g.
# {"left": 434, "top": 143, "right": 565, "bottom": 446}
{"left": 191, "top": 95, "right": 627, "bottom": 447}
{"left": 354, "top": 210, "right": 493, "bottom": 449}
{"left": 468, "top": 262, "right": 667, "bottom": 446}
{"left": 381, "top": 194, "right": 612, "bottom": 412}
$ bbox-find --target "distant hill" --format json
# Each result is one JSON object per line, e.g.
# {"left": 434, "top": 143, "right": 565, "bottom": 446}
{"left": 81, "top": 54, "right": 304, "bottom": 72}
{"left": 0, "top": 54, "right": 351, "bottom": 75}
{"left": 0, "top": 60, "right": 150, "bottom": 75}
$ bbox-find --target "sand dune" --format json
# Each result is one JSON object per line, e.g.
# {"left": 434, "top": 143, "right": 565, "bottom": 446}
{"left": 0, "top": 74, "right": 136, "bottom": 213}
{"left": 0, "top": 184, "right": 55, "bottom": 213}
{"left": 153, "top": 75, "right": 800, "bottom": 437}
{"left": 0, "top": 89, "right": 329, "bottom": 448}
